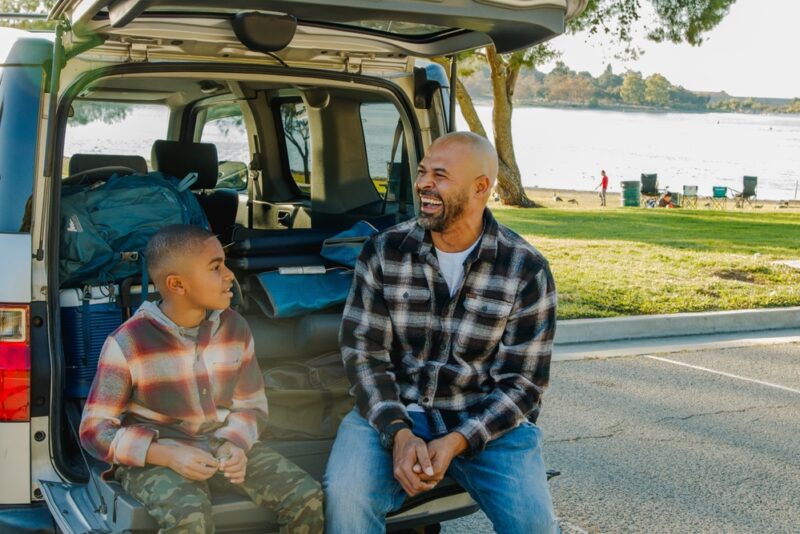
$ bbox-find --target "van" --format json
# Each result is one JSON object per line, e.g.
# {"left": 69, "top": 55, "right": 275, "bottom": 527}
{"left": 0, "top": 1, "right": 585, "bottom": 531}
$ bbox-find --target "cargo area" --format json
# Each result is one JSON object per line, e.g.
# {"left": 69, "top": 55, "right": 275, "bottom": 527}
{"left": 46, "top": 66, "right": 474, "bottom": 532}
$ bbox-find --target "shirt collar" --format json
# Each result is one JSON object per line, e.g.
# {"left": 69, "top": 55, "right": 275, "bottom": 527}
{"left": 399, "top": 208, "right": 499, "bottom": 263}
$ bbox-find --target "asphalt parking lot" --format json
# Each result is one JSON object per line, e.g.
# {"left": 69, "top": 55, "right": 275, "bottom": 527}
{"left": 443, "top": 342, "right": 800, "bottom": 533}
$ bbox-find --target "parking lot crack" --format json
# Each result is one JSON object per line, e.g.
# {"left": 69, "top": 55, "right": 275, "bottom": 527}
{"left": 656, "top": 404, "right": 789, "bottom": 423}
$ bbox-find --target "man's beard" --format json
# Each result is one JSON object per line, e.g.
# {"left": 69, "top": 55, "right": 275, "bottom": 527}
{"left": 417, "top": 188, "right": 468, "bottom": 232}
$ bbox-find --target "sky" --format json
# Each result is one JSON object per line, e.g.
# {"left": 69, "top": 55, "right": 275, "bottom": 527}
{"left": 541, "top": 0, "right": 800, "bottom": 99}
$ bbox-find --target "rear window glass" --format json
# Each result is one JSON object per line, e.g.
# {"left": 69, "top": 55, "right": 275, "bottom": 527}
{"left": 360, "top": 102, "right": 404, "bottom": 200}
{"left": 344, "top": 21, "right": 451, "bottom": 36}
{"left": 0, "top": 65, "right": 43, "bottom": 233}
{"left": 278, "top": 101, "right": 312, "bottom": 195}
{"left": 199, "top": 103, "right": 249, "bottom": 190}
{"left": 63, "top": 102, "right": 169, "bottom": 175}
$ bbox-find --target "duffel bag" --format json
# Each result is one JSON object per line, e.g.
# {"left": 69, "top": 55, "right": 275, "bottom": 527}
{"left": 263, "top": 352, "right": 354, "bottom": 440}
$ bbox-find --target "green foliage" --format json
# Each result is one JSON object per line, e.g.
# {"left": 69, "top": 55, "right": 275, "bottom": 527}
{"left": 68, "top": 101, "right": 130, "bottom": 126}
{"left": 620, "top": 71, "right": 646, "bottom": 105}
{"left": 568, "top": 0, "right": 739, "bottom": 57}
{"left": 0, "top": 0, "right": 57, "bottom": 30}
{"left": 708, "top": 96, "right": 800, "bottom": 114}
{"left": 644, "top": 73, "right": 670, "bottom": 105}
{"left": 461, "top": 62, "right": 794, "bottom": 113}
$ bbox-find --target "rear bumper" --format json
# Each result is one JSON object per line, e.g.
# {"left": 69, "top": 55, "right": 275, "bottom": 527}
{"left": 0, "top": 502, "right": 56, "bottom": 534}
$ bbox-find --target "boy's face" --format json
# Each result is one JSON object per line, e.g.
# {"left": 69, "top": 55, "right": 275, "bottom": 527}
{"left": 178, "top": 236, "right": 235, "bottom": 311}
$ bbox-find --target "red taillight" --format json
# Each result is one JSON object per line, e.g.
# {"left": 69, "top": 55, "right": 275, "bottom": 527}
{"left": 0, "top": 305, "right": 30, "bottom": 422}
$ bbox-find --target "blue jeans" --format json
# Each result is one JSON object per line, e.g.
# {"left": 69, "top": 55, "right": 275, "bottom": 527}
{"left": 323, "top": 409, "right": 558, "bottom": 534}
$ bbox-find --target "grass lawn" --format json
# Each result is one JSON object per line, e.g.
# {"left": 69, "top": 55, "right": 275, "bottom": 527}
{"left": 493, "top": 206, "right": 800, "bottom": 320}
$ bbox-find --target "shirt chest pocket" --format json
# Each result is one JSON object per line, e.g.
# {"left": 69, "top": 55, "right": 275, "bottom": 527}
{"left": 454, "top": 295, "right": 514, "bottom": 357}
{"left": 385, "top": 286, "right": 432, "bottom": 334}
{"left": 206, "top": 356, "right": 241, "bottom": 395}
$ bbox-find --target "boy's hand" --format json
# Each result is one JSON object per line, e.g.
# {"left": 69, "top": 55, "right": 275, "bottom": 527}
{"left": 216, "top": 441, "right": 247, "bottom": 484}
{"left": 148, "top": 443, "right": 219, "bottom": 481}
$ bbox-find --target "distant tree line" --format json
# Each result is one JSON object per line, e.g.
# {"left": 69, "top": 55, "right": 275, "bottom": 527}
{"left": 461, "top": 62, "right": 800, "bottom": 114}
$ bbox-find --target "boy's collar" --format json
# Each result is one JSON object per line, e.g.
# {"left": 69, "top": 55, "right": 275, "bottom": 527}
{"left": 138, "top": 300, "right": 223, "bottom": 335}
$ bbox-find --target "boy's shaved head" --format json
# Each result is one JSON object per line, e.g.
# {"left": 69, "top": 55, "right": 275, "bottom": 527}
{"left": 146, "top": 225, "right": 217, "bottom": 289}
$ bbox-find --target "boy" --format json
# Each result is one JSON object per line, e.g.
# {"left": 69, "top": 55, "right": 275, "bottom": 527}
{"left": 80, "top": 224, "right": 323, "bottom": 533}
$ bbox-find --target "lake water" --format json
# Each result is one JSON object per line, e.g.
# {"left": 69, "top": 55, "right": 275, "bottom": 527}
{"left": 66, "top": 104, "right": 800, "bottom": 201}
{"left": 458, "top": 106, "right": 800, "bottom": 200}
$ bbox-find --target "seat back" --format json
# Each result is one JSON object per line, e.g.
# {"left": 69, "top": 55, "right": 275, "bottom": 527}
{"left": 683, "top": 185, "right": 698, "bottom": 197}
{"left": 640, "top": 173, "right": 658, "bottom": 195}
{"left": 151, "top": 140, "right": 238, "bottom": 242}
{"left": 742, "top": 176, "right": 757, "bottom": 196}
{"left": 712, "top": 186, "right": 727, "bottom": 198}
{"left": 68, "top": 153, "right": 148, "bottom": 176}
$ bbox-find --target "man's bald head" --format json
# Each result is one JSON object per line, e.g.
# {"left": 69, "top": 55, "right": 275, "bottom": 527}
{"left": 430, "top": 131, "right": 498, "bottom": 188}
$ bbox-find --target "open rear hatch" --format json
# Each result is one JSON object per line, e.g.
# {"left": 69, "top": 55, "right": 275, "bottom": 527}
{"left": 49, "top": 0, "right": 588, "bottom": 62}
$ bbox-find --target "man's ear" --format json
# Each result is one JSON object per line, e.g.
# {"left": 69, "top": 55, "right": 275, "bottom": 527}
{"left": 164, "top": 274, "right": 186, "bottom": 295}
{"left": 474, "top": 175, "right": 491, "bottom": 197}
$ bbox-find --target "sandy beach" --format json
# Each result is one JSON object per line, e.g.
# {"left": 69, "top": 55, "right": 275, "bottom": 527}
{"left": 514, "top": 186, "right": 800, "bottom": 210}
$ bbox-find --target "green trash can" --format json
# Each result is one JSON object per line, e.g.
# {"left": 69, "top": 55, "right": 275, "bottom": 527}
{"left": 620, "top": 181, "right": 640, "bottom": 207}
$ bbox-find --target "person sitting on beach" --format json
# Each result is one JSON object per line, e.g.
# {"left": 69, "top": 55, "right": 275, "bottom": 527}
{"left": 658, "top": 191, "right": 676, "bottom": 208}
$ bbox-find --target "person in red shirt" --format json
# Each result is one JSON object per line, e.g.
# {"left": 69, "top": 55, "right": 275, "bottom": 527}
{"left": 597, "top": 170, "right": 610, "bottom": 206}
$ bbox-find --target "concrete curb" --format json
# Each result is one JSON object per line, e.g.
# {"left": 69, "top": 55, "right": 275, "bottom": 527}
{"left": 555, "top": 307, "right": 800, "bottom": 345}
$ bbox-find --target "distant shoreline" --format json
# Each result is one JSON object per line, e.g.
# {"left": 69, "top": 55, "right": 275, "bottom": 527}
{"left": 470, "top": 99, "right": 800, "bottom": 116}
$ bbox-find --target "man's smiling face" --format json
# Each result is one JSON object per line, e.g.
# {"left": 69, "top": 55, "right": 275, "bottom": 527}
{"left": 415, "top": 140, "right": 474, "bottom": 232}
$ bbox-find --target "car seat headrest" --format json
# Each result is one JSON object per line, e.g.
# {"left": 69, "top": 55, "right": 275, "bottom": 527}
{"left": 151, "top": 140, "right": 219, "bottom": 190}
{"left": 68, "top": 153, "right": 148, "bottom": 176}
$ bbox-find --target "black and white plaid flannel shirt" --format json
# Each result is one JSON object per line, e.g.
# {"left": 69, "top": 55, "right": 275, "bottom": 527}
{"left": 340, "top": 209, "right": 557, "bottom": 455}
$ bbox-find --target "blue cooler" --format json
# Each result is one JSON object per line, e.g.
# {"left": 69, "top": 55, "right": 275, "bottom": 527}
{"left": 60, "top": 286, "right": 123, "bottom": 398}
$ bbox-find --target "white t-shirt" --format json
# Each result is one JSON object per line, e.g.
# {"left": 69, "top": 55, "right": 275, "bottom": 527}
{"left": 435, "top": 235, "right": 482, "bottom": 298}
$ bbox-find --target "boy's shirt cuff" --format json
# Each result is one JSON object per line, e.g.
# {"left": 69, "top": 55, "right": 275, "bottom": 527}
{"left": 213, "top": 426, "right": 254, "bottom": 452}
{"left": 111, "top": 426, "right": 159, "bottom": 467}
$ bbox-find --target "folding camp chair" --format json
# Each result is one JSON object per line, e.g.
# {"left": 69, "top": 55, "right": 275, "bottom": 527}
{"left": 710, "top": 186, "right": 727, "bottom": 209}
{"left": 733, "top": 176, "right": 757, "bottom": 208}
{"left": 682, "top": 185, "right": 698, "bottom": 209}
{"left": 640, "top": 173, "right": 660, "bottom": 206}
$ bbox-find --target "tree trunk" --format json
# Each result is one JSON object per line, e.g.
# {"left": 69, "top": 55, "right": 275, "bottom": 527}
{"left": 453, "top": 78, "right": 487, "bottom": 138}
{"left": 486, "top": 47, "right": 537, "bottom": 207}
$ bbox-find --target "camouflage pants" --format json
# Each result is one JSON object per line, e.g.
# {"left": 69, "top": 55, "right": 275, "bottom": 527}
{"left": 114, "top": 441, "right": 323, "bottom": 534}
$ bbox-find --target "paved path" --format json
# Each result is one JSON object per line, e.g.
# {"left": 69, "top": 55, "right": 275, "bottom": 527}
{"left": 443, "top": 343, "right": 800, "bottom": 533}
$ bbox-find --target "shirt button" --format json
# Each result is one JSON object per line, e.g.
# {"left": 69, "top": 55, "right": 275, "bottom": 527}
{"left": 201, "top": 388, "right": 208, "bottom": 395}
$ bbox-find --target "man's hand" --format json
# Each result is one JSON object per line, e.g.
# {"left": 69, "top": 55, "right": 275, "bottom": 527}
{"left": 216, "top": 441, "right": 247, "bottom": 484}
{"left": 393, "top": 429, "right": 436, "bottom": 497}
{"left": 417, "top": 432, "right": 468, "bottom": 483}
{"left": 146, "top": 442, "right": 219, "bottom": 481}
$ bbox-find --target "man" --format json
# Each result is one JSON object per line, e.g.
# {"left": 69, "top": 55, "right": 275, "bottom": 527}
{"left": 323, "top": 132, "right": 558, "bottom": 533}
{"left": 597, "top": 169, "right": 609, "bottom": 206}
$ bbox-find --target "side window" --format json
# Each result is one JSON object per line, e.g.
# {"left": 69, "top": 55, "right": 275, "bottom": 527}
{"left": 278, "top": 100, "right": 312, "bottom": 195}
{"left": 198, "top": 103, "right": 249, "bottom": 190}
{"left": 64, "top": 101, "right": 169, "bottom": 174}
{"left": 360, "top": 102, "right": 408, "bottom": 204}
{"left": 0, "top": 65, "right": 43, "bottom": 233}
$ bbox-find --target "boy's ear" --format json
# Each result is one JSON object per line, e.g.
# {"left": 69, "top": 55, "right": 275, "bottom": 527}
{"left": 163, "top": 274, "right": 186, "bottom": 296}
